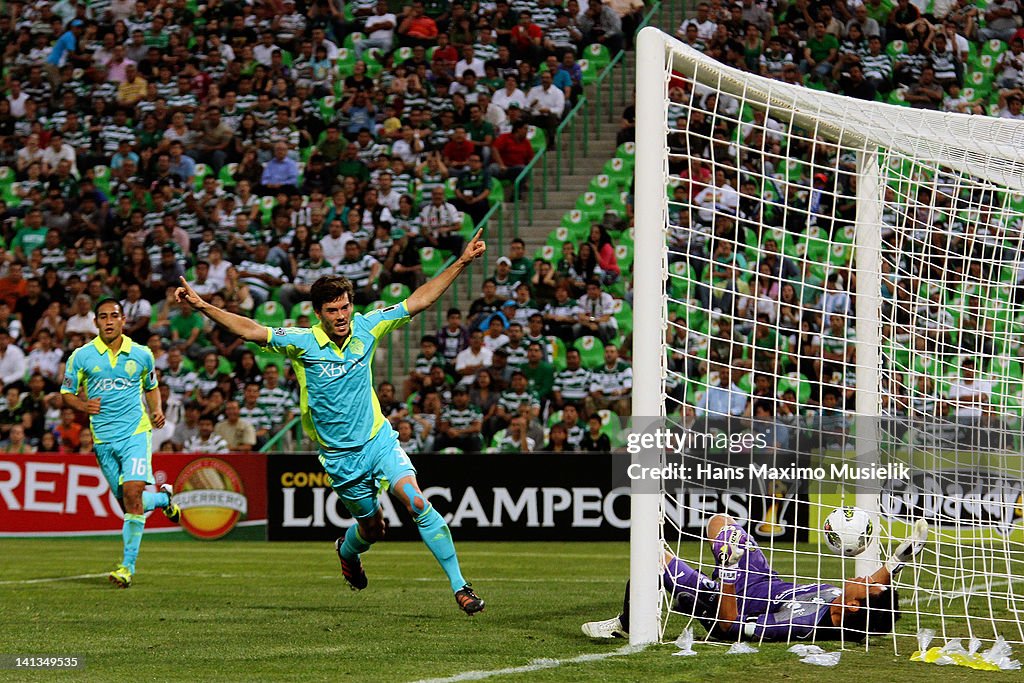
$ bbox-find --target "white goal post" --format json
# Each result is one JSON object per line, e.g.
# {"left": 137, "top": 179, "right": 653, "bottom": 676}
{"left": 631, "top": 26, "right": 1024, "bottom": 648}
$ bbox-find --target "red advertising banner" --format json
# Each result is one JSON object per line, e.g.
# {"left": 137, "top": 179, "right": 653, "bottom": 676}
{"left": 0, "top": 452, "right": 267, "bottom": 539}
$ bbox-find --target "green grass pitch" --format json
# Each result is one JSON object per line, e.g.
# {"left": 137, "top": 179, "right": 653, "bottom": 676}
{"left": 0, "top": 538, "right": 1011, "bottom": 682}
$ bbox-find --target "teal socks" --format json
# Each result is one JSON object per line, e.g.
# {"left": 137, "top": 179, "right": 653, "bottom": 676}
{"left": 415, "top": 506, "right": 466, "bottom": 593}
{"left": 339, "top": 524, "right": 372, "bottom": 561}
{"left": 121, "top": 513, "right": 146, "bottom": 573}
{"left": 141, "top": 491, "right": 169, "bottom": 512}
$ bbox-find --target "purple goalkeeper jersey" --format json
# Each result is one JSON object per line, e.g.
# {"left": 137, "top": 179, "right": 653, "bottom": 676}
{"left": 718, "top": 538, "right": 843, "bottom": 641}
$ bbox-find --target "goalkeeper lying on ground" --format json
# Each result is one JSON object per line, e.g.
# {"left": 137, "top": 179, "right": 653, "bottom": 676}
{"left": 583, "top": 514, "right": 929, "bottom": 642}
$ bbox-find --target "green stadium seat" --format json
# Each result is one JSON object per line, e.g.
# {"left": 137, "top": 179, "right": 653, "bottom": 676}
{"left": 460, "top": 211, "right": 477, "bottom": 238}
{"left": 255, "top": 350, "right": 285, "bottom": 374}
{"left": 614, "top": 243, "right": 633, "bottom": 271}
{"left": 382, "top": 283, "right": 411, "bottom": 306}
{"left": 828, "top": 242, "right": 852, "bottom": 266}
{"left": 260, "top": 195, "right": 276, "bottom": 222}
{"left": 574, "top": 335, "right": 605, "bottom": 369}
{"left": 92, "top": 165, "right": 112, "bottom": 191}
{"left": 578, "top": 58, "right": 597, "bottom": 85}
{"left": 575, "top": 190, "right": 603, "bottom": 214}
{"left": 588, "top": 174, "right": 615, "bottom": 196}
{"left": 546, "top": 226, "right": 574, "bottom": 248}
{"left": 217, "top": 355, "right": 234, "bottom": 375}
{"left": 584, "top": 43, "right": 611, "bottom": 69}
{"left": 393, "top": 46, "right": 413, "bottom": 64}
{"left": 364, "top": 55, "right": 384, "bottom": 79}
{"left": 777, "top": 372, "right": 811, "bottom": 404}
{"left": 886, "top": 40, "right": 906, "bottom": 58}
{"left": 602, "top": 157, "right": 633, "bottom": 188}
{"left": 289, "top": 301, "right": 314, "bottom": 320}
{"left": 669, "top": 261, "right": 695, "bottom": 299}
{"left": 560, "top": 209, "right": 590, "bottom": 238}
{"left": 193, "top": 163, "right": 211, "bottom": 190}
{"left": 342, "top": 33, "right": 365, "bottom": 50}
{"left": 546, "top": 335, "right": 567, "bottom": 371}
{"left": 419, "top": 247, "right": 445, "bottom": 277}
{"left": 981, "top": 39, "right": 1008, "bottom": 59}
{"left": 527, "top": 125, "right": 547, "bottom": 153}
{"left": 612, "top": 299, "right": 632, "bottom": 337}
{"left": 255, "top": 300, "right": 287, "bottom": 327}
{"left": 966, "top": 69, "right": 993, "bottom": 97}
{"left": 219, "top": 163, "right": 237, "bottom": 187}
{"left": 534, "top": 245, "right": 556, "bottom": 262}
{"left": 888, "top": 88, "right": 910, "bottom": 107}
{"left": 489, "top": 176, "right": 505, "bottom": 205}
{"left": 615, "top": 142, "right": 636, "bottom": 164}
{"left": 318, "top": 96, "right": 336, "bottom": 121}
{"left": 596, "top": 409, "right": 621, "bottom": 441}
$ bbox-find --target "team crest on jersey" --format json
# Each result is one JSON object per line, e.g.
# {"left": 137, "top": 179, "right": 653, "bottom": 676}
{"left": 125, "top": 360, "right": 138, "bottom": 376}
{"left": 275, "top": 327, "right": 304, "bottom": 336}
{"left": 349, "top": 338, "right": 365, "bottom": 355}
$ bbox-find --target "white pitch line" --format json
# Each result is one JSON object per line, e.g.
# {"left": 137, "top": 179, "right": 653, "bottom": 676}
{"left": 314, "top": 576, "right": 622, "bottom": 583}
{"left": 409, "top": 644, "right": 643, "bottom": 683}
{"left": 0, "top": 572, "right": 109, "bottom": 585}
{"left": 912, "top": 578, "right": 1024, "bottom": 604}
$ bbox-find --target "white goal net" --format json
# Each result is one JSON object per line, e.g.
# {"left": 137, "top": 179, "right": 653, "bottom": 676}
{"left": 630, "top": 27, "right": 1024, "bottom": 651}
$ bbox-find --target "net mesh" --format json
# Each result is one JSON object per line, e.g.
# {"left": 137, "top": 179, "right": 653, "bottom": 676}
{"left": 656, "top": 40, "right": 1024, "bottom": 648}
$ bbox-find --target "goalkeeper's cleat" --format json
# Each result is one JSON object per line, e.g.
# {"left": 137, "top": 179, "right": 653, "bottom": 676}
{"left": 885, "top": 519, "right": 929, "bottom": 576}
{"left": 455, "top": 584, "right": 485, "bottom": 615}
{"left": 108, "top": 565, "right": 132, "bottom": 589}
{"left": 712, "top": 524, "right": 749, "bottom": 567}
{"left": 335, "top": 538, "right": 367, "bottom": 591}
{"left": 582, "top": 616, "right": 628, "bottom": 639}
{"left": 159, "top": 483, "right": 181, "bottom": 524}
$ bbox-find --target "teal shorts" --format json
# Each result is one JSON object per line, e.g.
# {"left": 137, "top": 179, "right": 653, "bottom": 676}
{"left": 318, "top": 426, "right": 417, "bottom": 519}
{"left": 94, "top": 431, "right": 154, "bottom": 498}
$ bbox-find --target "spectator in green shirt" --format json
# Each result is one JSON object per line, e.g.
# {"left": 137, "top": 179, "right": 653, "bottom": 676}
{"left": 803, "top": 22, "right": 839, "bottom": 82}
{"left": 522, "top": 341, "right": 555, "bottom": 406}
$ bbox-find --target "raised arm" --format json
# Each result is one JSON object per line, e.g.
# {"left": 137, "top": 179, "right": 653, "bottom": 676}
{"left": 174, "top": 276, "right": 268, "bottom": 343}
{"left": 406, "top": 229, "right": 486, "bottom": 317}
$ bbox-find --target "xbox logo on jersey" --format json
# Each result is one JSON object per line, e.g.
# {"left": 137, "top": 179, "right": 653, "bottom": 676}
{"left": 173, "top": 458, "right": 249, "bottom": 540}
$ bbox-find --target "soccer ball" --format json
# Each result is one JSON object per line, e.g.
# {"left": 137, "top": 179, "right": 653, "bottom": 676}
{"left": 823, "top": 506, "right": 874, "bottom": 557}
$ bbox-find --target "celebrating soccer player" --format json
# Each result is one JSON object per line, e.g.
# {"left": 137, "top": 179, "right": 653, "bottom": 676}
{"left": 61, "top": 299, "right": 181, "bottom": 589}
{"left": 582, "top": 514, "right": 929, "bottom": 641}
{"left": 174, "top": 230, "right": 488, "bottom": 615}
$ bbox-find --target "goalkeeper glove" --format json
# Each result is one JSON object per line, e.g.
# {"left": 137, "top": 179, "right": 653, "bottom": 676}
{"left": 712, "top": 524, "right": 749, "bottom": 569}
{"left": 884, "top": 519, "right": 929, "bottom": 576}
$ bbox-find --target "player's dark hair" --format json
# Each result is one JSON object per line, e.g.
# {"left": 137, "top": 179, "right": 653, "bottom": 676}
{"left": 841, "top": 587, "right": 901, "bottom": 640}
{"left": 310, "top": 275, "right": 355, "bottom": 313}
{"left": 94, "top": 297, "right": 123, "bottom": 315}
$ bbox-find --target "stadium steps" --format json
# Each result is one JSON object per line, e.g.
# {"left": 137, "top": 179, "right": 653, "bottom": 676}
{"left": 518, "top": 54, "right": 636, "bottom": 256}
{"left": 376, "top": 50, "right": 636, "bottom": 392}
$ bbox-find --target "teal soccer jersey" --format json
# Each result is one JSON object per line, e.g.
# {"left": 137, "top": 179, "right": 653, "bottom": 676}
{"left": 264, "top": 302, "right": 411, "bottom": 450}
{"left": 61, "top": 336, "right": 159, "bottom": 443}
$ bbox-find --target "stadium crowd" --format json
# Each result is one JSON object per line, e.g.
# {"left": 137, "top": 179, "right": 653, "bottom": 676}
{"left": 657, "top": 0, "right": 1024, "bottom": 452}
{"left": 2, "top": 0, "right": 1018, "bottom": 456}
{"left": 0, "top": 0, "right": 648, "bottom": 455}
